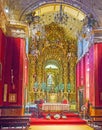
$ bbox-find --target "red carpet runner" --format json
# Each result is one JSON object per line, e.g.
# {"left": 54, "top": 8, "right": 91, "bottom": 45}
{"left": 30, "top": 113, "right": 87, "bottom": 125}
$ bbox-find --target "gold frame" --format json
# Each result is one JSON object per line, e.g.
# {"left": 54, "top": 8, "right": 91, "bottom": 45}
{"left": 3, "top": 84, "right": 8, "bottom": 102}
{"left": 9, "top": 93, "right": 17, "bottom": 103}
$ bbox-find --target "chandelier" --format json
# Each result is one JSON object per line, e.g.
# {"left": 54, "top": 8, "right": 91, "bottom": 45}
{"left": 54, "top": 3, "right": 68, "bottom": 25}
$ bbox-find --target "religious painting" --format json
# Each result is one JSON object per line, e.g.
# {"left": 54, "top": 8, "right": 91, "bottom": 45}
{"left": 9, "top": 93, "right": 17, "bottom": 103}
{"left": 0, "top": 63, "right": 2, "bottom": 80}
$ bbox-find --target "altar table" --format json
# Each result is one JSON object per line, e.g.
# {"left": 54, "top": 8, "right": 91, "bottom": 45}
{"left": 42, "top": 103, "right": 70, "bottom": 111}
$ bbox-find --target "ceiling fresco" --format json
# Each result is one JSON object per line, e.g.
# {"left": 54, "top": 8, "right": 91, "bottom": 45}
{"left": 1, "top": 0, "right": 102, "bottom": 23}
{"left": 0, "top": 0, "right": 102, "bottom": 38}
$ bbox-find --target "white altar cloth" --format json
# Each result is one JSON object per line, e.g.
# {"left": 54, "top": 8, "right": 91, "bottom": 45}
{"left": 42, "top": 103, "right": 69, "bottom": 111}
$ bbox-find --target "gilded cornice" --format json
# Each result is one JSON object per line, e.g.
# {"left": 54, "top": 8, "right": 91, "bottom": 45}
{"left": 0, "top": 1, "right": 29, "bottom": 37}
{"left": 6, "top": 22, "right": 29, "bottom": 38}
{"left": 0, "top": 2, "right": 8, "bottom": 33}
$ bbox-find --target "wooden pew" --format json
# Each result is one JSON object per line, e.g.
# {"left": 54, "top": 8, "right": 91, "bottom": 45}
{"left": 88, "top": 116, "right": 102, "bottom": 129}
{"left": 0, "top": 116, "right": 30, "bottom": 129}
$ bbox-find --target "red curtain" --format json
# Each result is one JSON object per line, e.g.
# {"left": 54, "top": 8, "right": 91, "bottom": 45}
{"left": 94, "top": 43, "right": 102, "bottom": 105}
{"left": 1, "top": 36, "right": 26, "bottom": 106}
{"left": 76, "top": 62, "right": 80, "bottom": 88}
{"left": 84, "top": 53, "right": 89, "bottom": 100}
{"left": 89, "top": 45, "right": 95, "bottom": 106}
{"left": 0, "top": 29, "right": 6, "bottom": 105}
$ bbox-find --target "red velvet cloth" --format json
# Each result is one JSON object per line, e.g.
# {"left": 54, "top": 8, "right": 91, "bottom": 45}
{"left": 89, "top": 43, "right": 102, "bottom": 106}
{"left": 0, "top": 36, "right": 27, "bottom": 106}
{"left": 89, "top": 45, "right": 95, "bottom": 106}
{"left": 84, "top": 53, "right": 89, "bottom": 100}
{"left": 76, "top": 62, "right": 80, "bottom": 88}
{"left": 30, "top": 116, "right": 87, "bottom": 125}
{"left": 62, "top": 99, "right": 68, "bottom": 104}
{"left": 0, "top": 29, "right": 6, "bottom": 105}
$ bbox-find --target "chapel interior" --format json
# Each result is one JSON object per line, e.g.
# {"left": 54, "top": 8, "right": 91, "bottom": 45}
{"left": 0, "top": 0, "right": 102, "bottom": 130}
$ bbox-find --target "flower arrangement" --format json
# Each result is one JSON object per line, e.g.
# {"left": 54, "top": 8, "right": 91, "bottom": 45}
{"left": 46, "top": 114, "right": 51, "bottom": 120}
{"left": 54, "top": 114, "right": 60, "bottom": 119}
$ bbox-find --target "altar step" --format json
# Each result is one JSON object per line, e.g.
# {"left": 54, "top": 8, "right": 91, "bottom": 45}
{"left": 42, "top": 112, "right": 79, "bottom": 118}
{"left": 30, "top": 112, "right": 86, "bottom": 125}
{"left": 30, "top": 117, "right": 86, "bottom": 125}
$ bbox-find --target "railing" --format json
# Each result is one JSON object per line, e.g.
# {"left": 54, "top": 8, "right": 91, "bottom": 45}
{"left": 88, "top": 115, "right": 102, "bottom": 128}
{"left": 0, "top": 116, "right": 30, "bottom": 129}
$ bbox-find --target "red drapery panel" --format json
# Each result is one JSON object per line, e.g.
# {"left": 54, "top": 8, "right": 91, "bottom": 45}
{"left": 84, "top": 53, "right": 89, "bottom": 100}
{"left": 89, "top": 45, "right": 95, "bottom": 106}
{"left": 95, "top": 43, "right": 102, "bottom": 106}
{"left": 89, "top": 43, "right": 102, "bottom": 106}
{"left": 1, "top": 37, "right": 26, "bottom": 106}
{"left": 80, "top": 56, "right": 85, "bottom": 87}
{"left": 24, "top": 56, "right": 28, "bottom": 86}
{"left": 13, "top": 38, "right": 26, "bottom": 105}
{"left": 76, "top": 62, "right": 79, "bottom": 88}
{"left": 0, "top": 29, "right": 6, "bottom": 105}
{"left": 78, "top": 60, "right": 81, "bottom": 87}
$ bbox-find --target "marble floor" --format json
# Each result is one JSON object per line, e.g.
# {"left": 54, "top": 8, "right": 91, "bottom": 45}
{"left": 29, "top": 125, "right": 94, "bottom": 130}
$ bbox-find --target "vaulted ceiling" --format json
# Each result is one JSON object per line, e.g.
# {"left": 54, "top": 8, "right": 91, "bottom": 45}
{"left": 1, "top": 0, "right": 102, "bottom": 38}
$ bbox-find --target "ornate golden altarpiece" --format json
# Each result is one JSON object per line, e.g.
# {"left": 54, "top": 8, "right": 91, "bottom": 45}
{"left": 28, "top": 22, "right": 77, "bottom": 104}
